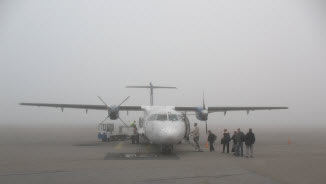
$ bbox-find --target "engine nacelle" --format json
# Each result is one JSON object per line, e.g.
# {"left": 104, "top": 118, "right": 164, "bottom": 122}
{"left": 108, "top": 106, "right": 120, "bottom": 120}
{"left": 195, "top": 109, "right": 208, "bottom": 121}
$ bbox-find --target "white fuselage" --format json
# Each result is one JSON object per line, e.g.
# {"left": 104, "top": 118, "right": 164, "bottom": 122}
{"left": 139, "top": 106, "right": 186, "bottom": 145}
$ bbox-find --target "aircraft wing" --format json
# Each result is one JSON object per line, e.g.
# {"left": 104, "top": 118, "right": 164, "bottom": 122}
{"left": 207, "top": 106, "right": 288, "bottom": 113}
{"left": 174, "top": 106, "right": 288, "bottom": 113}
{"left": 19, "top": 103, "right": 142, "bottom": 111}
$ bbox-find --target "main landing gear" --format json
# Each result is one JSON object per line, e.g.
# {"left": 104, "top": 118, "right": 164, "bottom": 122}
{"left": 161, "top": 144, "right": 174, "bottom": 154}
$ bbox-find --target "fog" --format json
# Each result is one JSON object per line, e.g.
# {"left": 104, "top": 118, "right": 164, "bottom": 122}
{"left": 1, "top": 0, "right": 326, "bottom": 131}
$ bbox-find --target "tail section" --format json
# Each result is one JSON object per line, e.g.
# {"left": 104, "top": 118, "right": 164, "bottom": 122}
{"left": 126, "top": 82, "right": 177, "bottom": 105}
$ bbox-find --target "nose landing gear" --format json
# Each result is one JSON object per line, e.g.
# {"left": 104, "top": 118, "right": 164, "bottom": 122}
{"left": 161, "top": 144, "right": 174, "bottom": 154}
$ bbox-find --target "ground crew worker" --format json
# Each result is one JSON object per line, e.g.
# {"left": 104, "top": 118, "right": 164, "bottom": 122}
{"left": 207, "top": 130, "right": 216, "bottom": 152}
{"left": 221, "top": 129, "right": 231, "bottom": 153}
{"left": 235, "top": 128, "right": 245, "bottom": 157}
{"left": 130, "top": 121, "right": 136, "bottom": 127}
{"left": 191, "top": 123, "right": 201, "bottom": 151}
{"left": 245, "top": 128, "right": 256, "bottom": 158}
{"left": 131, "top": 121, "right": 136, "bottom": 144}
{"left": 132, "top": 122, "right": 139, "bottom": 144}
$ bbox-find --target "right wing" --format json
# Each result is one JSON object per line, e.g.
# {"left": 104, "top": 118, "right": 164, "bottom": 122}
{"left": 175, "top": 106, "right": 288, "bottom": 113}
{"left": 19, "top": 103, "right": 142, "bottom": 111}
{"left": 207, "top": 106, "right": 288, "bottom": 113}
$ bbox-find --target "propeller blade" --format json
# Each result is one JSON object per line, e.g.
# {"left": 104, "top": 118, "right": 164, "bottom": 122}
{"left": 118, "top": 96, "right": 130, "bottom": 107}
{"left": 203, "top": 91, "right": 206, "bottom": 110}
{"left": 205, "top": 120, "right": 208, "bottom": 134}
{"left": 118, "top": 117, "right": 128, "bottom": 127}
{"left": 99, "top": 115, "right": 110, "bottom": 124}
{"left": 97, "top": 96, "right": 110, "bottom": 109}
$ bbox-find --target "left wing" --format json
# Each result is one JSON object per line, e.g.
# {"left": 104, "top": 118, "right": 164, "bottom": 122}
{"left": 20, "top": 103, "right": 142, "bottom": 111}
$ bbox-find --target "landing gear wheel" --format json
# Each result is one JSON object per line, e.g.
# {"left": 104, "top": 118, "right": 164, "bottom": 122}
{"left": 161, "top": 144, "right": 174, "bottom": 154}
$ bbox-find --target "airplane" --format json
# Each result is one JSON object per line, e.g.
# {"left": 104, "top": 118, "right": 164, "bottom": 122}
{"left": 20, "top": 83, "right": 288, "bottom": 153}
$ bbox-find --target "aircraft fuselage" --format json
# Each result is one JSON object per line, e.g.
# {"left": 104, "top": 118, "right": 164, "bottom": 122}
{"left": 140, "top": 106, "right": 187, "bottom": 145}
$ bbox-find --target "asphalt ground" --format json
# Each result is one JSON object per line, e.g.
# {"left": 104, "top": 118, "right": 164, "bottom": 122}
{"left": 0, "top": 125, "right": 325, "bottom": 184}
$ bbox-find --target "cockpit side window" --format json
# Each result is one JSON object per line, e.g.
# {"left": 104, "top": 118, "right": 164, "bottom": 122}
{"left": 168, "top": 114, "right": 179, "bottom": 121}
{"left": 156, "top": 114, "right": 167, "bottom": 121}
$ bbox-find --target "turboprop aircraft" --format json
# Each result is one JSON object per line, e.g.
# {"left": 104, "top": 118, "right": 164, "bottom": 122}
{"left": 20, "top": 83, "right": 288, "bottom": 153}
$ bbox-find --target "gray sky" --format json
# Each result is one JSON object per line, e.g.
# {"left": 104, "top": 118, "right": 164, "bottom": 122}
{"left": 1, "top": 0, "right": 325, "bottom": 130}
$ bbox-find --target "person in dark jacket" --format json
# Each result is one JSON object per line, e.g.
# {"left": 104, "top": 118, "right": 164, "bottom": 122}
{"left": 133, "top": 123, "right": 139, "bottom": 144}
{"left": 231, "top": 131, "right": 237, "bottom": 153}
{"left": 245, "top": 128, "right": 255, "bottom": 158}
{"left": 235, "top": 128, "right": 245, "bottom": 157}
{"left": 221, "top": 129, "right": 231, "bottom": 153}
{"left": 207, "top": 130, "right": 216, "bottom": 152}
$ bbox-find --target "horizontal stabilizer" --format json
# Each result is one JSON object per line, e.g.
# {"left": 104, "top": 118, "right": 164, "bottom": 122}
{"left": 126, "top": 83, "right": 177, "bottom": 105}
{"left": 126, "top": 86, "right": 177, "bottom": 89}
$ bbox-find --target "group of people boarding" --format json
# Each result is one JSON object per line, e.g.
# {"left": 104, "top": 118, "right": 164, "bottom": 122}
{"left": 191, "top": 123, "right": 255, "bottom": 158}
{"left": 217, "top": 128, "right": 256, "bottom": 158}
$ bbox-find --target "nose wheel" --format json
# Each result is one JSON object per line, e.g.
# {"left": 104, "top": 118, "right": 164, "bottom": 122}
{"left": 161, "top": 144, "right": 174, "bottom": 154}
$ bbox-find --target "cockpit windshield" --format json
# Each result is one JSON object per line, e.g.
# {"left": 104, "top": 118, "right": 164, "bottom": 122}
{"left": 147, "top": 113, "right": 182, "bottom": 121}
{"left": 156, "top": 114, "right": 167, "bottom": 121}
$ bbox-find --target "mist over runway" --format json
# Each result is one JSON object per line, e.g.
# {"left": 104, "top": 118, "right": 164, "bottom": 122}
{"left": 1, "top": 0, "right": 326, "bottom": 183}
{"left": 0, "top": 124, "right": 325, "bottom": 184}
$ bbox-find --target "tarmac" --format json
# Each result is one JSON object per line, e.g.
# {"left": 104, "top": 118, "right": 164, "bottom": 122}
{"left": 0, "top": 125, "right": 325, "bottom": 184}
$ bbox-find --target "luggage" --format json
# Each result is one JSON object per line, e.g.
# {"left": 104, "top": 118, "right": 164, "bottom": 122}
{"left": 231, "top": 144, "right": 236, "bottom": 152}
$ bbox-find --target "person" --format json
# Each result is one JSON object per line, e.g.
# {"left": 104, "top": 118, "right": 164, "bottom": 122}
{"left": 207, "top": 130, "right": 217, "bottom": 152}
{"left": 235, "top": 128, "right": 245, "bottom": 157}
{"left": 131, "top": 121, "right": 136, "bottom": 144}
{"left": 102, "top": 132, "right": 107, "bottom": 142}
{"left": 191, "top": 123, "right": 201, "bottom": 151}
{"left": 221, "top": 129, "right": 231, "bottom": 153}
{"left": 231, "top": 131, "right": 237, "bottom": 153}
{"left": 106, "top": 130, "right": 111, "bottom": 141}
{"left": 132, "top": 122, "right": 139, "bottom": 144}
{"left": 131, "top": 121, "right": 136, "bottom": 127}
{"left": 245, "top": 128, "right": 255, "bottom": 158}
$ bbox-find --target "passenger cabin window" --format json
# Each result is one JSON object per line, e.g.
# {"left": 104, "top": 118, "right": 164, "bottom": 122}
{"left": 156, "top": 114, "right": 167, "bottom": 121}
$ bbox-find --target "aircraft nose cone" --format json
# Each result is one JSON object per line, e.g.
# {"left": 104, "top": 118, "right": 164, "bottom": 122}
{"left": 159, "top": 127, "right": 182, "bottom": 144}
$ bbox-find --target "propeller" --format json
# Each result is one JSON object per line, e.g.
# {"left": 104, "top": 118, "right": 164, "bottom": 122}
{"left": 97, "top": 96, "right": 130, "bottom": 126}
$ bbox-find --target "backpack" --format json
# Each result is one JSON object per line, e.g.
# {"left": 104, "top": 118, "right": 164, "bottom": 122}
{"left": 225, "top": 133, "right": 231, "bottom": 142}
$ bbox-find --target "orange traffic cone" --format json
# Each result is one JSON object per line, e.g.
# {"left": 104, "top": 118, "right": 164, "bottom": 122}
{"left": 205, "top": 142, "right": 209, "bottom": 148}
